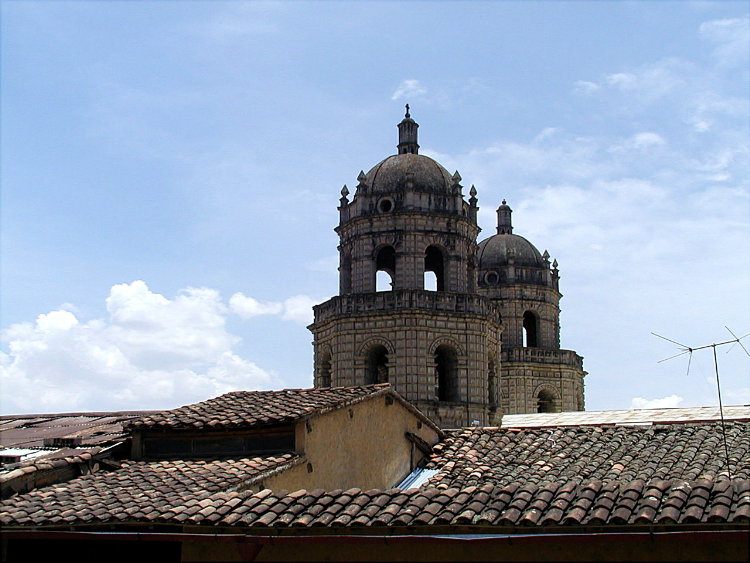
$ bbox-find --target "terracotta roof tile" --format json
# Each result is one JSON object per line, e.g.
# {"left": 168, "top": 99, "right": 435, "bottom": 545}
{"left": 127, "top": 385, "right": 393, "bottom": 430}
{"left": 0, "top": 453, "right": 298, "bottom": 526}
{"left": 424, "top": 422, "right": 749, "bottom": 490}
{"left": 4, "top": 477, "right": 750, "bottom": 530}
{"left": 3, "top": 413, "right": 749, "bottom": 532}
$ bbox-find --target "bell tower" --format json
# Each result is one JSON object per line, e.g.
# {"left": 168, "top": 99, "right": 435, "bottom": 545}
{"left": 476, "top": 200, "right": 586, "bottom": 413}
{"left": 310, "top": 109, "right": 503, "bottom": 428}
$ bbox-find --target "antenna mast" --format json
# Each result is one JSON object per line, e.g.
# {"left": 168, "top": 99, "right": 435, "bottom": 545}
{"left": 652, "top": 327, "right": 750, "bottom": 480}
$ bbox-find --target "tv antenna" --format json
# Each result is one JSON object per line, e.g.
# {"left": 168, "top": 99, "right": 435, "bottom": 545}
{"left": 651, "top": 326, "right": 750, "bottom": 480}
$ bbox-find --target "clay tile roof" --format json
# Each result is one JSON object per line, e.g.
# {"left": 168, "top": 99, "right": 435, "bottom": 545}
{"left": 423, "top": 420, "right": 750, "bottom": 489}
{"left": 0, "top": 454, "right": 299, "bottom": 527}
{"left": 2, "top": 407, "right": 749, "bottom": 532}
{"left": 3, "top": 476, "right": 749, "bottom": 529}
{"left": 126, "top": 384, "right": 393, "bottom": 430}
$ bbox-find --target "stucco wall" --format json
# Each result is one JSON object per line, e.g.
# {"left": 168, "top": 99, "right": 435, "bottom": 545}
{"left": 263, "top": 394, "right": 439, "bottom": 492}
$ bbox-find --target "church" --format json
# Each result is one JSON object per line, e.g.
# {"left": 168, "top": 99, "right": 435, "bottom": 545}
{"left": 310, "top": 107, "right": 585, "bottom": 428}
{"left": 0, "top": 111, "right": 747, "bottom": 562}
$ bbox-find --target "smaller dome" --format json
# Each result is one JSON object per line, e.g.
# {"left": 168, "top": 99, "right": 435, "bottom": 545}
{"left": 478, "top": 199, "right": 546, "bottom": 269}
{"left": 477, "top": 233, "right": 546, "bottom": 269}
{"left": 365, "top": 153, "right": 454, "bottom": 194}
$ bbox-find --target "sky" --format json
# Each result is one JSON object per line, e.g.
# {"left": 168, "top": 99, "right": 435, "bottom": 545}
{"left": 1, "top": 1, "right": 748, "bottom": 416}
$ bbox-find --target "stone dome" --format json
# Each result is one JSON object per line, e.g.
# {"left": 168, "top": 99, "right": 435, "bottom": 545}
{"left": 365, "top": 153, "right": 454, "bottom": 194}
{"left": 477, "top": 233, "right": 546, "bottom": 269}
{"left": 477, "top": 199, "right": 547, "bottom": 270}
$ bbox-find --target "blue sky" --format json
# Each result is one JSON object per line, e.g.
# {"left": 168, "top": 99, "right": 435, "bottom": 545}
{"left": 1, "top": 1, "right": 748, "bottom": 415}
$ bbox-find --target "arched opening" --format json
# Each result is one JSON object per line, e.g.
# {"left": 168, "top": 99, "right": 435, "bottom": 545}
{"left": 365, "top": 345, "right": 389, "bottom": 384}
{"left": 537, "top": 389, "right": 556, "bottom": 413}
{"left": 424, "top": 246, "right": 445, "bottom": 291}
{"left": 434, "top": 345, "right": 459, "bottom": 402}
{"left": 523, "top": 311, "right": 538, "bottom": 347}
{"left": 318, "top": 351, "right": 332, "bottom": 388}
{"left": 488, "top": 358, "right": 497, "bottom": 409}
{"left": 375, "top": 246, "right": 396, "bottom": 292}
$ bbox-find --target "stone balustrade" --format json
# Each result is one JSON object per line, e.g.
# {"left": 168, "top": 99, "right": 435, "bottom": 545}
{"left": 313, "top": 290, "right": 502, "bottom": 323}
{"left": 502, "top": 346, "right": 583, "bottom": 369}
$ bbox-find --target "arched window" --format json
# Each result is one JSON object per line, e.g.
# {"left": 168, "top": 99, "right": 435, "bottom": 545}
{"left": 435, "top": 345, "right": 459, "bottom": 402}
{"left": 318, "top": 351, "right": 332, "bottom": 388}
{"left": 424, "top": 246, "right": 445, "bottom": 291}
{"left": 523, "top": 311, "right": 538, "bottom": 347}
{"left": 365, "top": 345, "right": 389, "bottom": 384}
{"left": 537, "top": 389, "right": 556, "bottom": 413}
{"left": 375, "top": 246, "right": 396, "bottom": 291}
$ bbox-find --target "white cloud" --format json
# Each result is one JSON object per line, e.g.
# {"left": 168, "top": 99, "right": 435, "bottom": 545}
{"left": 630, "top": 395, "right": 684, "bottom": 410}
{"left": 104, "top": 281, "right": 238, "bottom": 371}
{"left": 573, "top": 80, "right": 600, "bottom": 95}
{"left": 725, "top": 386, "right": 750, "bottom": 405}
{"left": 229, "top": 293, "right": 284, "bottom": 318}
{"left": 229, "top": 292, "right": 321, "bottom": 326}
{"left": 391, "top": 79, "right": 427, "bottom": 100}
{"left": 281, "top": 295, "right": 319, "bottom": 325}
{"left": 630, "top": 132, "right": 666, "bottom": 149}
{"left": 534, "top": 127, "right": 561, "bottom": 143}
{"left": 0, "top": 281, "right": 280, "bottom": 414}
{"left": 609, "top": 131, "right": 666, "bottom": 153}
{"left": 699, "top": 17, "right": 749, "bottom": 69}
{"left": 607, "top": 60, "right": 694, "bottom": 104}
{"left": 574, "top": 57, "right": 696, "bottom": 109}
{"left": 605, "top": 72, "right": 637, "bottom": 89}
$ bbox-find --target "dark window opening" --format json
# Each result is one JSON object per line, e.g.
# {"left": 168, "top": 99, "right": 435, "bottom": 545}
{"left": 319, "top": 352, "right": 332, "bottom": 387}
{"left": 435, "top": 345, "right": 459, "bottom": 402}
{"left": 366, "top": 345, "right": 389, "bottom": 384}
{"left": 378, "top": 198, "right": 394, "bottom": 213}
{"left": 523, "top": 311, "right": 538, "bottom": 347}
{"left": 376, "top": 246, "right": 396, "bottom": 291}
{"left": 424, "top": 246, "right": 445, "bottom": 291}
{"left": 537, "top": 390, "right": 556, "bottom": 413}
{"left": 142, "top": 428, "right": 295, "bottom": 459}
{"left": 488, "top": 359, "right": 497, "bottom": 408}
{"left": 194, "top": 437, "right": 244, "bottom": 456}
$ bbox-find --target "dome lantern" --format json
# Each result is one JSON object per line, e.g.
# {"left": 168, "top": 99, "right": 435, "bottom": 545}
{"left": 397, "top": 104, "right": 419, "bottom": 155}
{"left": 497, "top": 200, "right": 513, "bottom": 234}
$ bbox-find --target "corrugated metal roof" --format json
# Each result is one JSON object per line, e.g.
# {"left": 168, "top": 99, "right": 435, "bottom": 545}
{"left": 500, "top": 405, "right": 750, "bottom": 427}
{"left": 0, "top": 412, "right": 155, "bottom": 449}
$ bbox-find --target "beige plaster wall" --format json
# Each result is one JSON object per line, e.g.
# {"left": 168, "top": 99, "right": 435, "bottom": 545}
{"left": 262, "top": 394, "right": 439, "bottom": 492}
